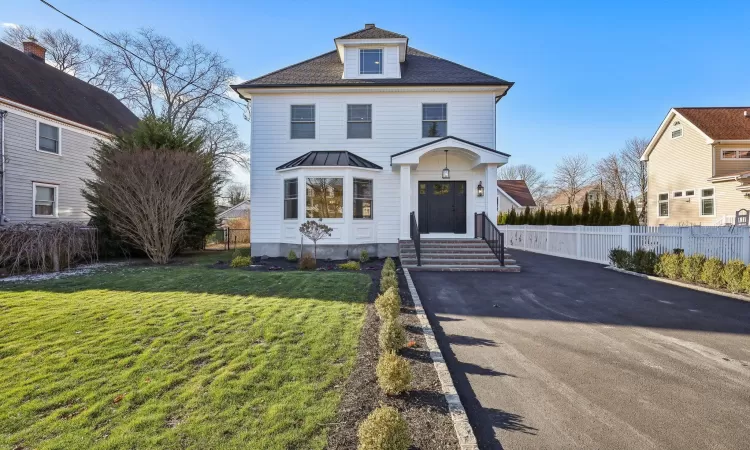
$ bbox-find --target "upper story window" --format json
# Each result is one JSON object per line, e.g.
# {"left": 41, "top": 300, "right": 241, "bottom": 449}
{"left": 671, "top": 121, "right": 682, "bottom": 139}
{"left": 38, "top": 122, "right": 60, "bottom": 154}
{"left": 720, "top": 149, "right": 750, "bottom": 160}
{"left": 347, "top": 104, "right": 372, "bottom": 139}
{"left": 422, "top": 103, "right": 447, "bottom": 138}
{"left": 359, "top": 49, "right": 383, "bottom": 74}
{"left": 291, "top": 105, "right": 315, "bottom": 139}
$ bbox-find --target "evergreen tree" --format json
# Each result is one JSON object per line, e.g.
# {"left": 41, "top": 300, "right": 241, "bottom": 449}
{"left": 627, "top": 198, "right": 640, "bottom": 225}
{"left": 564, "top": 205, "right": 574, "bottom": 225}
{"left": 581, "top": 197, "right": 590, "bottom": 225}
{"left": 589, "top": 199, "right": 602, "bottom": 226}
{"left": 573, "top": 212, "right": 582, "bottom": 225}
{"left": 613, "top": 196, "right": 626, "bottom": 225}
{"left": 599, "top": 194, "right": 613, "bottom": 226}
{"left": 523, "top": 206, "right": 532, "bottom": 225}
{"left": 538, "top": 207, "right": 546, "bottom": 225}
{"left": 507, "top": 208, "right": 517, "bottom": 225}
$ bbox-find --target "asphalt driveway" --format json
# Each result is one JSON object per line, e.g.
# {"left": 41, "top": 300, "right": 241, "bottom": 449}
{"left": 410, "top": 250, "right": 750, "bottom": 450}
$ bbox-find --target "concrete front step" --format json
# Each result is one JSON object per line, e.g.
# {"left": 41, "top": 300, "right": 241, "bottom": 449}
{"left": 401, "top": 252, "right": 508, "bottom": 260}
{"left": 401, "top": 258, "right": 517, "bottom": 266}
{"left": 402, "top": 247, "right": 501, "bottom": 254}
{"left": 403, "top": 264, "right": 521, "bottom": 272}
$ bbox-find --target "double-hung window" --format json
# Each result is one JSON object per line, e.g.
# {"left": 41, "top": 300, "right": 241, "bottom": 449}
{"left": 291, "top": 105, "right": 315, "bottom": 139}
{"left": 347, "top": 105, "right": 372, "bottom": 139}
{"left": 306, "top": 178, "right": 343, "bottom": 218}
{"left": 33, "top": 182, "right": 57, "bottom": 217}
{"left": 658, "top": 193, "right": 669, "bottom": 217}
{"left": 422, "top": 103, "right": 447, "bottom": 137}
{"left": 700, "top": 188, "right": 715, "bottom": 216}
{"left": 284, "top": 178, "right": 298, "bottom": 219}
{"left": 38, "top": 122, "right": 60, "bottom": 154}
{"left": 359, "top": 49, "right": 383, "bottom": 74}
{"left": 353, "top": 178, "right": 373, "bottom": 219}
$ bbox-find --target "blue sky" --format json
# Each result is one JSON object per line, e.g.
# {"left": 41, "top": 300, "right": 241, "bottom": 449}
{"left": 5, "top": 0, "right": 750, "bottom": 179}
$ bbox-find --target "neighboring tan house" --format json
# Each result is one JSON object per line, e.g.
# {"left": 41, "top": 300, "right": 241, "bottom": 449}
{"left": 547, "top": 184, "right": 605, "bottom": 211}
{"left": 497, "top": 180, "right": 536, "bottom": 212}
{"left": 641, "top": 107, "right": 750, "bottom": 226}
{"left": 0, "top": 40, "right": 138, "bottom": 224}
{"left": 231, "top": 24, "right": 513, "bottom": 258}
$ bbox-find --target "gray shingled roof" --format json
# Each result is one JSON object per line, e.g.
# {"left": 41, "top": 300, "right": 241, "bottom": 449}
{"left": 277, "top": 151, "right": 382, "bottom": 170}
{"left": 0, "top": 42, "right": 138, "bottom": 133}
{"left": 234, "top": 27, "right": 512, "bottom": 89}
{"left": 335, "top": 26, "right": 407, "bottom": 40}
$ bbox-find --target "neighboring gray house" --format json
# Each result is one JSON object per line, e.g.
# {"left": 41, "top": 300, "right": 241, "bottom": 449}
{"left": 0, "top": 40, "right": 138, "bottom": 225}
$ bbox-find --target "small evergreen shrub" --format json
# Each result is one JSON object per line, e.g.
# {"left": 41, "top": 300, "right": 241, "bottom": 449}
{"left": 632, "top": 249, "right": 658, "bottom": 275}
{"left": 681, "top": 254, "right": 706, "bottom": 283}
{"left": 658, "top": 252, "right": 683, "bottom": 279}
{"left": 339, "top": 260, "right": 361, "bottom": 271}
{"left": 287, "top": 249, "right": 298, "bottom": 262}
{"left": 379, "top": 318, "right": 406, "bottom": 352}
{"left": 375, "top": 287, "right": 401, "bottom": 321}
{"left": 701, "top": 257, "right": 725, "bottom": 288}
{"left": 741, "top": 266, "right": 750, "bottom": 294}
{"left": 380, "top": 273, "right": 398, "bottom": 294}
{"left": 232, "top": 247, "right": 243, "bottom": 260}
{"left": 360, "top": 250, "right": 369, "bottom": 263}
{"left": 608, "top": 248, "right": 632, "bottom": 270}
{"left": 299, "top": 253, "right": 316, "bottom": 270}
{"left": 721, "top": 259, "right": 745, "bottom": 293}
{"left": 230, "top": 256, "right": 251, "bottom": 267}
{"left": 357, "top": 405, "right": 410, "bottom": 450}
{"left": 384, "top": 257, "right": 396, "bottom": 272}
{"left": 376, "top": 351, "right": 412, "bottom": 395}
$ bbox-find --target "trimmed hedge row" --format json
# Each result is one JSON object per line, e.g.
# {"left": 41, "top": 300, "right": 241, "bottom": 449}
{"left": 609, "top": 248, "right": 750, "bottom": 294}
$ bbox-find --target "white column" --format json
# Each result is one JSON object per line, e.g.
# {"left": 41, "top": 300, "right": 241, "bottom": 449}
{"left": 485, "top": 164, "right": 498, "bottom": 222}
{"left": 399, "top": 165, "right": 412, "bottom": 240}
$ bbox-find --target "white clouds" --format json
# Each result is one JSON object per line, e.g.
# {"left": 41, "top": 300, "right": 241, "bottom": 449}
{"left": 1, "top": 23, "right": 20, "bottom": 29}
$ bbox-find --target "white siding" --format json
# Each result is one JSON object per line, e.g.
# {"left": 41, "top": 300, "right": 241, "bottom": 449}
{"left": 3, "top": 111, "right": 96, "bottom": 223}
{"left": 250, "top": 90, "right": 497, "bottom": 247}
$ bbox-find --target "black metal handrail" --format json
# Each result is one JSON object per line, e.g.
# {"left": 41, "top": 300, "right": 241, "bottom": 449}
{"left": 410, "top": 211, "right": 421, "bottom": 266}
{"left": 475, "top": 212, "right": 505, "bottom": 266}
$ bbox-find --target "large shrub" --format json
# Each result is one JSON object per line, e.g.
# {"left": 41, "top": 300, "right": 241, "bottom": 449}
{"left": 357, "top": 406, "right": 410, "bottom": 450}
{"left": 608, "top": 248, "right": 632, "bottom": 270}
{"left": 742, "top": 266, "right": 750, "bottom": 294}
{"left": 376, "top": 352, "right": 412, "bottom": 395}
{"left": 0, "top": 223, "right": 97, "bottom": 274}
{"left": 632, "top": 249, "right": 658, "bottom": 275}
{"left": 657, "top": 252, "right": 683, "bottom": 279}
{"left": 701, "top": 257, "right": 725, "bottom": 288}
{"left": 379, "top": 318, "right": 406, "bottom": 352}
{"left": 681, "top": 254, "right": 706, "bottom": 283}
{"left": 375, "top": 287, "right": 401, "bottom": 321}
{"left": 721, "top": 259, "right": 745, "bottom": 293}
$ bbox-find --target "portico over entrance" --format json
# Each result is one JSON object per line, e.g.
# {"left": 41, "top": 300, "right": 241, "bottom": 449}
{"left": 391, "top": 136, "right": 510, "bottom": 240}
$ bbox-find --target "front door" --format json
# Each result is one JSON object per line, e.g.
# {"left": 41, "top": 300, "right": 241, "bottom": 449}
{"left": 418, "top": 181, "right": 467, "bottom": 234}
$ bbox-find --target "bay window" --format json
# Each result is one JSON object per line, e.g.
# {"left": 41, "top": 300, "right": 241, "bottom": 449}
{"left": 353, "top": 178, "right": 373, "bottom": 219}
{"left": 284, "top": 178, "right": 298, "bottom": 219}
{"left": 306, "top": 177, "right": 343, "bottom": 218}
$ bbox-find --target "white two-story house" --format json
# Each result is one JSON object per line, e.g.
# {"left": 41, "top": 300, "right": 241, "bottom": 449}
{"left": 0, "top": 40, "right": 138, "bottom": 225}
{"left": 232, "top": 24, "right": 513, "bottom": 259}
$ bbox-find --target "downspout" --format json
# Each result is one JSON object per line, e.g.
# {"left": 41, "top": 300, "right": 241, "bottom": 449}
{"left": 0, "top": 110, "right": 7, "bottom": 225}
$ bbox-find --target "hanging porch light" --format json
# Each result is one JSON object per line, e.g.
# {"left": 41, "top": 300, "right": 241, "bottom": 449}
{"left": 442, "top": 150, "right": 450, "bottom": 179}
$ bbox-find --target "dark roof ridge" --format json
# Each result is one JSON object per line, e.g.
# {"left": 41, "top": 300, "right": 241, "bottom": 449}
{"left": 335, "top": 26, "right": 407, "bottom": 40}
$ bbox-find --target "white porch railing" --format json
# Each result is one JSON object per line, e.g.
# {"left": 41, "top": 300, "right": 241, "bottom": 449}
{"left": 499, "top": 225, "right": 750, "bottom": 264}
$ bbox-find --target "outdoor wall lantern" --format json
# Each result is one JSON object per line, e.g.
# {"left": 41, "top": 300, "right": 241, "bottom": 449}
{"left": 477, "top": 181, "right": 485, "bottom": 197}
{"left": 441, "top": 150, "right": 450, "bottom": 179}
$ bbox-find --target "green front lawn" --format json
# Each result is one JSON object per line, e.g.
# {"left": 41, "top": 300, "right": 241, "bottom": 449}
{"left": 0, "top": 265, "right": 370, "bottom": 449}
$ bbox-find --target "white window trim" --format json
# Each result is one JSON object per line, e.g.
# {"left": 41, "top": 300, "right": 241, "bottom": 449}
{"left": 353, "top": 177, "right": 374, "bottom": 220}
{"left": 32, "top": 182, "right": 59, "bottom": 218}
{"left": 36, "top": 119, "right": 62, "bottom": 156}
{"left": 346, "top": 104, "right": 373, "bottom": 139}
{"left": 672, "top": 189, "right": 696, "bottom": 198}
{"left": 421, "top": 102, "right": 448, "bottom": 139}
{"left": 699, "top": 188, "right": 716, "bottom": 217}
{"left": 282, "top": 177, "right": 299, "bottom": 221}
{"left": 289, "top": 104, "right": 316, "bottom": 140}
{"left": 359, "top": 48, "right": 384, "bottom": 75}
{"left": 657, "top": 192, "right": 669, "bottom": 218}
{"left": 719, "top": 148, "right": 750, "bottom": 160}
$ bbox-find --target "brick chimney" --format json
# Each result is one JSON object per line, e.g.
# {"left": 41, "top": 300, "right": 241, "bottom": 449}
{"left": 22, "top": 39, "right": 46, "bottom": 61}
{"left": 365, "top": 23, "right": 375, "bottom": 29}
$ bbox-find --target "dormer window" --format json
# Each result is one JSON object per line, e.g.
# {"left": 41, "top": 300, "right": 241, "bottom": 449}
{"left": 359, "top": 49, "right": 383, "bottom": 75}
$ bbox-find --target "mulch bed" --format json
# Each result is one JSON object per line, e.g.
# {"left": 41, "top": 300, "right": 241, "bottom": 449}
{"left": 208, "top": 256, "right": 385, "bottom": 273}
{"left": 326, "top": 264, "right": 459, "bottom": 450}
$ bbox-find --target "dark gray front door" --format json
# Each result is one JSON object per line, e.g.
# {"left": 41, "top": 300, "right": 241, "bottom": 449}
{"left": 418, "top": 181, "right": 466, "bottom": 234}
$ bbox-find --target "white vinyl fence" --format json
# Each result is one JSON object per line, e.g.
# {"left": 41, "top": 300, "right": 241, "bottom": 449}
{"left": 498, "top": 225, "right": 750, "bottom": 265}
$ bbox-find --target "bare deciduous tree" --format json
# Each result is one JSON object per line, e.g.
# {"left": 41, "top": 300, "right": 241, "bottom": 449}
{"left": 225, "top": 182, "right": 249, "bottom": 206}
{"left": 620, "top": 137, "right": 649, "bottom": 221}
{"left": 2, "top": 24, "right": 37, "bottom": 49}
{"left": 497, "top": 163, "right": 550, "bottom": 201}
{"left": 86, "top": 149, "right": 212, "bottom": 264}
{"left": 595, "top": 153, "right": 630, "bottom": 200}
{"left": 553, "top": 154, "right": 592, "bottom": 206}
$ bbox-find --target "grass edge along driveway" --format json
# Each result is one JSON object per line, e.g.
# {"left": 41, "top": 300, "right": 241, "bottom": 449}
{"left": 0, "top": 267, "right": 370, "bottom": 450}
